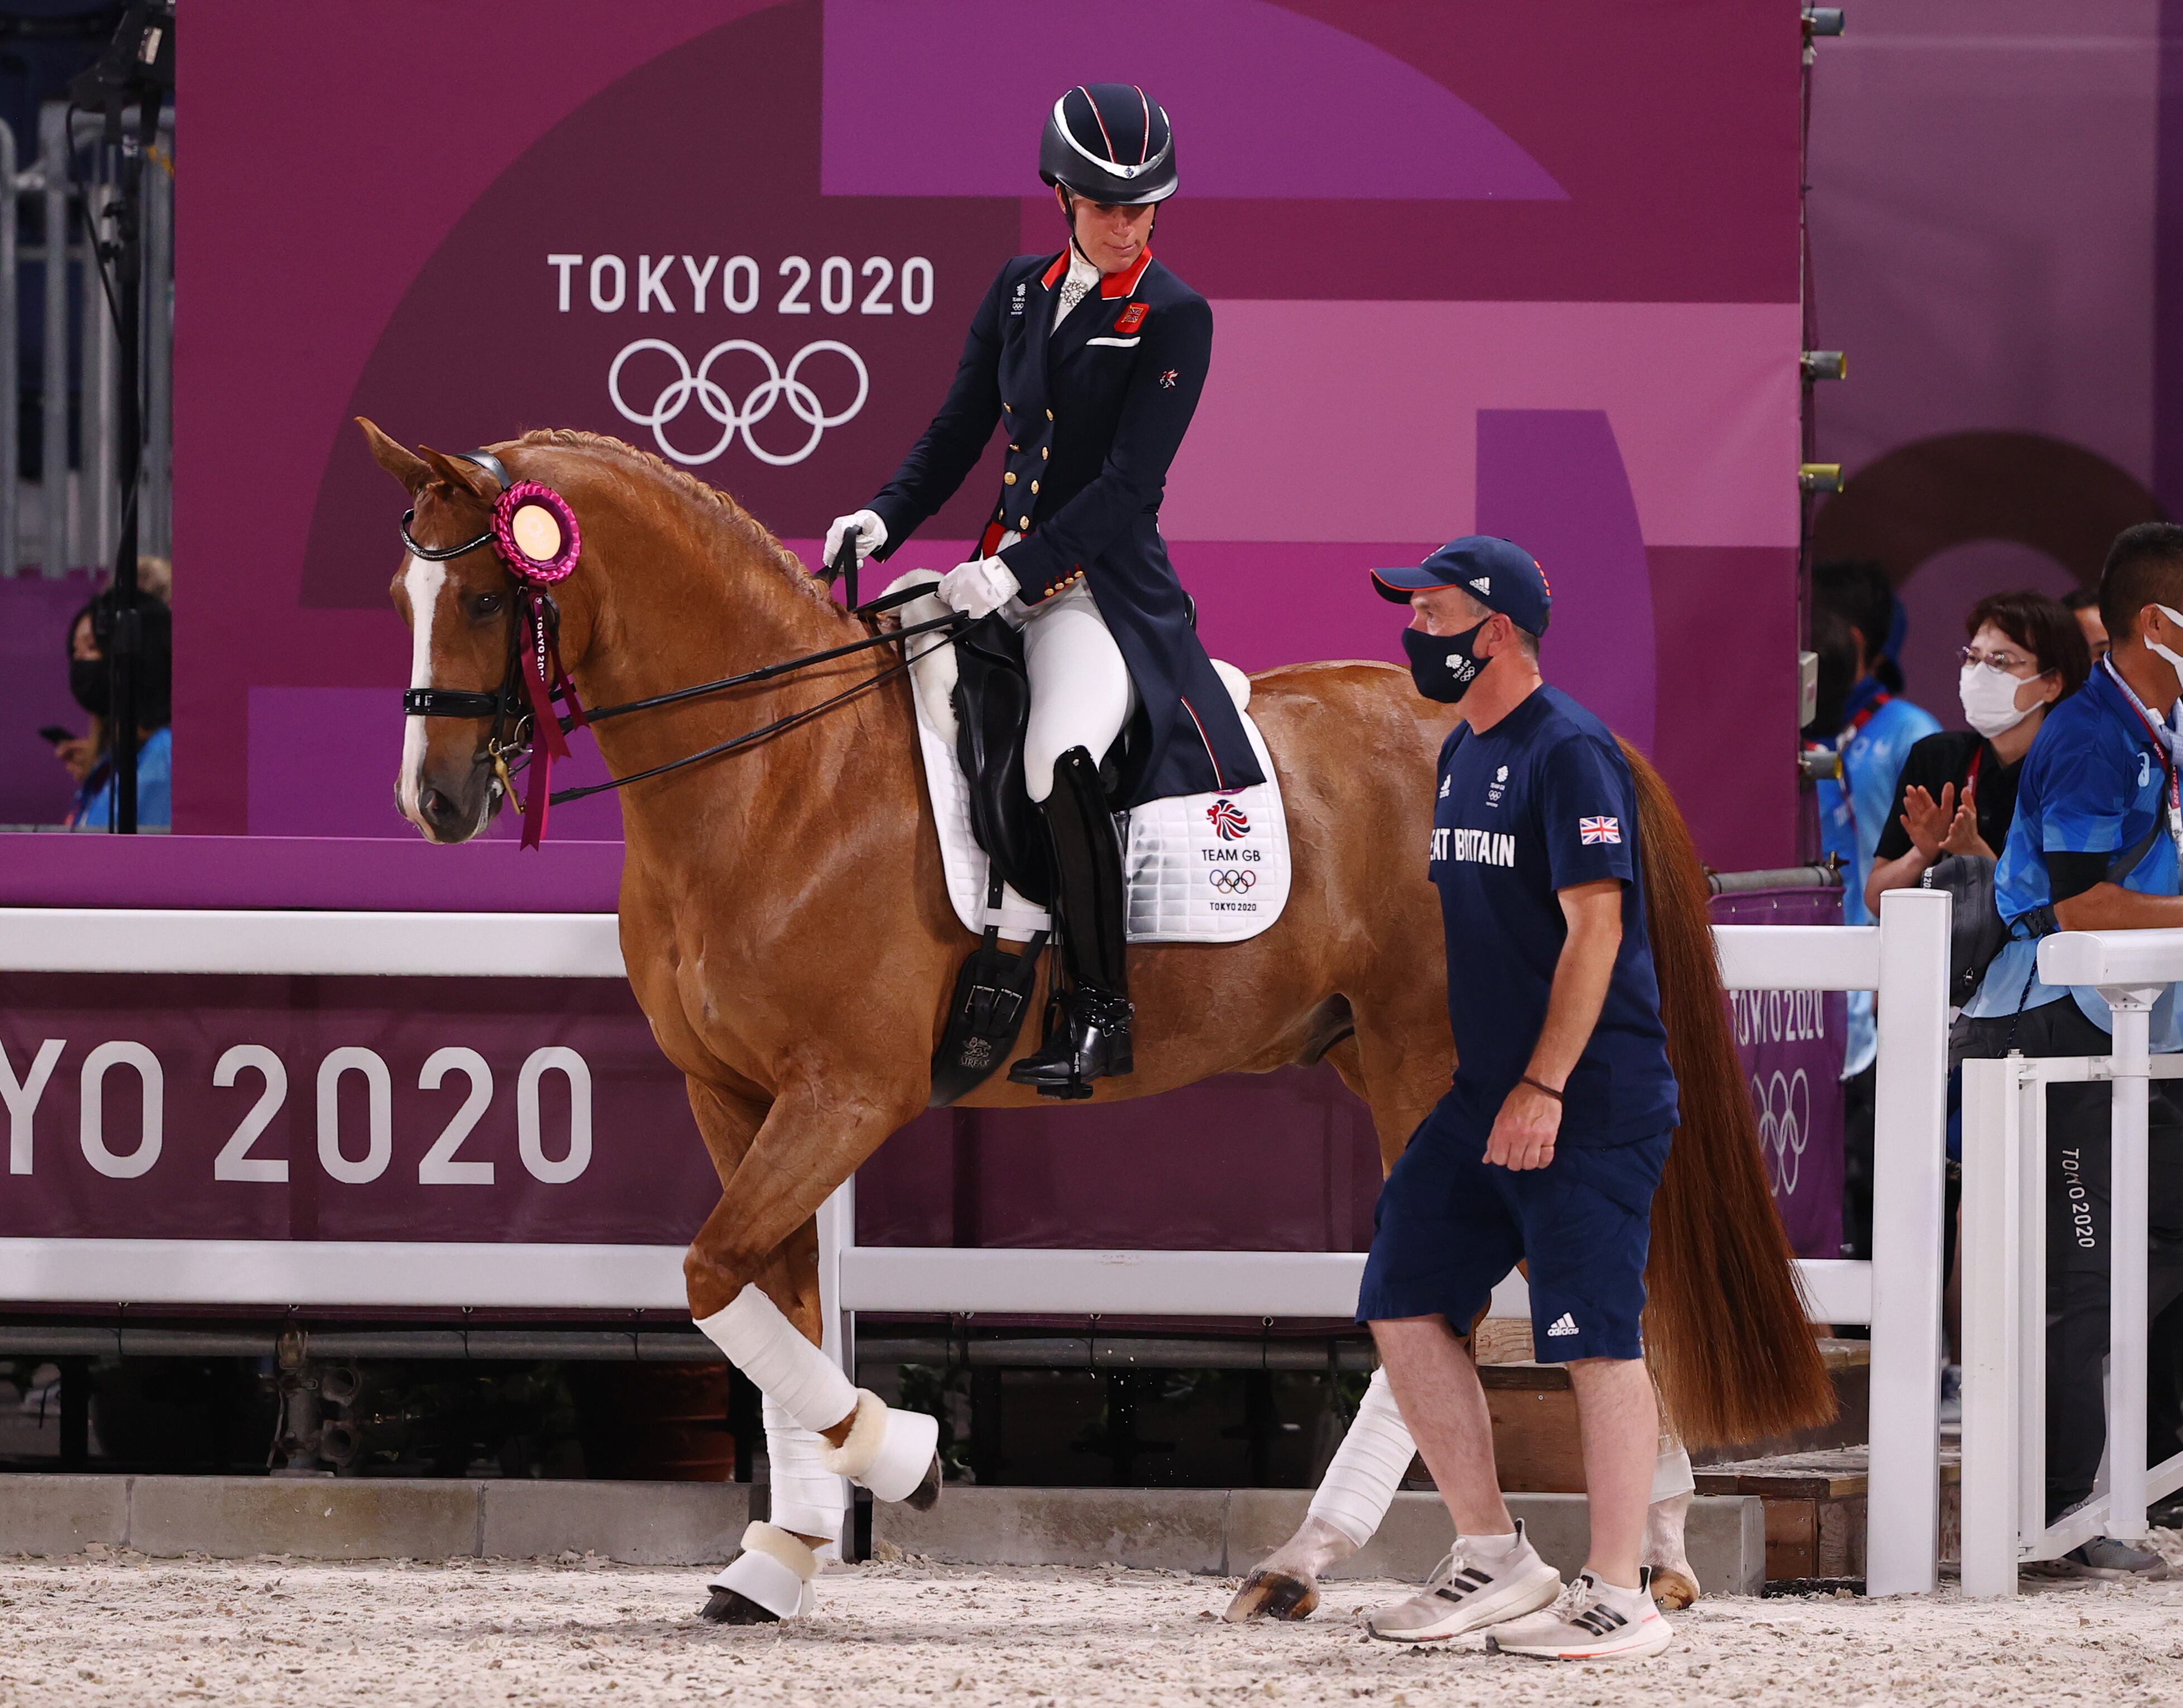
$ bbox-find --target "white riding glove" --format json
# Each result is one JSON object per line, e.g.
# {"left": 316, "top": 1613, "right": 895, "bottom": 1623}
{"left": 822, "top": 508, "right": 887, "bottom": 570}
{"left": 936, "top": 557, "right": 1020, "bottom": 619}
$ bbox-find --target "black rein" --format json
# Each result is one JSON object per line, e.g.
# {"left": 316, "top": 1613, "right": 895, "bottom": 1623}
{"left": 401, "top": 498, "right": 958, "bottom": 809}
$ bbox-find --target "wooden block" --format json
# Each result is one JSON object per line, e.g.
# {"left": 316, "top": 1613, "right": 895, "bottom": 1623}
{"left": 1473, "top": 1319, "right": 1534, "bottom": 1365}
{"left": 1484, "top": 1384, "right": 1584, "bottom": 1494}
{"left": 1764, "top": 1497, "right": 1818, "bottom": 1581}
{"left": 1818, "top": 1494, "right": 1865, "bottom": 1577}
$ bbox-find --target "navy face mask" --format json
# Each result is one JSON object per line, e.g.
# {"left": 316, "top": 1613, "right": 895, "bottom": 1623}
{"left": 1402, "top": 620, "right": 1489, "bottom": 703}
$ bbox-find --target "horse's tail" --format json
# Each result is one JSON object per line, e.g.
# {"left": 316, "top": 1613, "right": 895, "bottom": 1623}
{"left": 1622, "top": 739, "right": 1836, "bottom": 1449}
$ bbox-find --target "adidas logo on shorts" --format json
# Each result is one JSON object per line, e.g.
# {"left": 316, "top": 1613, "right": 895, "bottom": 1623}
{"left": 1545, "top": 1312, "right": 1579, "bottom": 1337}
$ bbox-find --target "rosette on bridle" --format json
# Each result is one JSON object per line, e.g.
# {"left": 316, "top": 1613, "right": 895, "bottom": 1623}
{"left": 492, "top": 482, "right": 582, "bottom": 584}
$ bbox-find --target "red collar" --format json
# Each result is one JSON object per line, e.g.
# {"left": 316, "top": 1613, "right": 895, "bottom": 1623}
{"left": 1039, "top": 247, "right": 1155, "bottom": 297}
{"left": 1102, "top": 247, "right": 1154, "bottom": 297}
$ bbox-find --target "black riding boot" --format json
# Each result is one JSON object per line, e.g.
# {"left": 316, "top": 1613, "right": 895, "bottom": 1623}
{"left": 1009, "top": 746, "right": 1133, "bottom": 1096}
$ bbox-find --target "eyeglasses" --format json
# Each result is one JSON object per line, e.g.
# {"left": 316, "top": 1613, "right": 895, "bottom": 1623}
{"left": 1959, "top": 644, "right": 2041, "bottom": 677}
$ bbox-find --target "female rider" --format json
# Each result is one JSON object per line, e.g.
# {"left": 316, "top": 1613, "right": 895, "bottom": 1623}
{"left": 826, "top": 83, "right": 1260, "bottom": 1091}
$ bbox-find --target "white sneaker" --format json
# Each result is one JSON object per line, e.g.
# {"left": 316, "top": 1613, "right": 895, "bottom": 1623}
{"left": 1366, "top": 1519, "right": 1563, "bottom": 1643}
{"left": 1485, "top": 1568, "right": 1672, "bottom": 1661}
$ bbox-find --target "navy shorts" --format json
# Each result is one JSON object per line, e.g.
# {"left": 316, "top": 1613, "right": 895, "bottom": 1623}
{"left": 1355, "top": 1091, "right": 1671, "bottom": 1363}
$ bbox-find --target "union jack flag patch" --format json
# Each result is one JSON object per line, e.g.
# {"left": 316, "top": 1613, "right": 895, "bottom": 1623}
{"left": 1579, "top": 816, "right": 1622, "bottom": 845}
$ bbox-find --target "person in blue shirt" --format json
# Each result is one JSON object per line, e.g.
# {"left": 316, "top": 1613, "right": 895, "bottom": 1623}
{"left": 1353, "top": 537, "right": 1678, "bottom": 1662}
{"left": 1806, "top": 564, "right": 1941, "bottom": 1269}
{"left": 61, "top": 590, "right": 172, "bottom": 833}
{"left": 1810, "top": 564, "right": 1944, "bottom": 1035}
{"left": 1959, "top": 521, "right": 2183, "bottom": 1582}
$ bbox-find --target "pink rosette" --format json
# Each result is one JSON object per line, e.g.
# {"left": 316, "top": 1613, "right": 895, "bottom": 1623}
{"left": 491, "top": 480, "right": 582, "bottom": 584}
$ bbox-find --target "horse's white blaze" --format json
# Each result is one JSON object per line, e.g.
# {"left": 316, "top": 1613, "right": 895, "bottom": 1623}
{"left": 398, "top": 556, "right": 446, "bottom": 827}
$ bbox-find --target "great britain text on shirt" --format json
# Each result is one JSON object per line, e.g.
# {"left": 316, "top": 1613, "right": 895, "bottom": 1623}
{"left": 1431, "top": 826, "right": 1518, "bottom": 868}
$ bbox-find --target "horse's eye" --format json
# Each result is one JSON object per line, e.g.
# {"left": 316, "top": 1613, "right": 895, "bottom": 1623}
{"left": 473, "top": 592, "right": 503, "bottom": 618}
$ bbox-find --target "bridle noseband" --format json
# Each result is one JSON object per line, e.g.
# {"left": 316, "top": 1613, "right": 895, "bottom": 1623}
{"left": 400, "top": 449, "right": 961, "bottom": 848}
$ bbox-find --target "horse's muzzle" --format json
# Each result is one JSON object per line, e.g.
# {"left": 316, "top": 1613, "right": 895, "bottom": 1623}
{"left": 407, "top": 762, "right": 499, "bottom": 844}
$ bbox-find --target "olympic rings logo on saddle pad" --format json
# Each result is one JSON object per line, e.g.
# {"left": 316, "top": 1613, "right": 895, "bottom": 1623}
{"left": 1208, "top": 868, "right": 1257, "bottom": 894}
{"left": 609, "top": 338, "right": 870, "bottom": 468}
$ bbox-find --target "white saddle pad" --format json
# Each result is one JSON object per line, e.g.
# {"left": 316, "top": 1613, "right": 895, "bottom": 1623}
{"left": 889, "top": 575, "right": 1291, "bottom": 945}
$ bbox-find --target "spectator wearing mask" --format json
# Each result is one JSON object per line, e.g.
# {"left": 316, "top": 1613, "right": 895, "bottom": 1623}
{"left": 61, "top": 589, "right": 172, "bottom": 833}
{"left": 1864, "top": 591, "right": 2091, "bottom": 913}
{"left": 2065, "top": 586, "right": 2109, "bottom": 663}
{"left": 1958, "top": 522, "right": 2183, "bottom": 1581}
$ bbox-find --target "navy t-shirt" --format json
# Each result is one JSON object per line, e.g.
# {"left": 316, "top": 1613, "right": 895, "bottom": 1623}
{"left": 1429, "top": 685, "right": 1680, "bottom": 1147}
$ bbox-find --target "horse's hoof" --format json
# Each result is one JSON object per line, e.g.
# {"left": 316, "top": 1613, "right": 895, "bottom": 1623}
{"left": 1649, "top": 1566, "right": 1700, "bottom": 1611}
{"left": 1222, "top": 1569, "right": 1320, "bottom": 1623}
{"left": 699, "top": 1589, "right": 780, "bottom": 1625}
{"left": 904, "top": 1450, "right": 943, "bottom": 1512}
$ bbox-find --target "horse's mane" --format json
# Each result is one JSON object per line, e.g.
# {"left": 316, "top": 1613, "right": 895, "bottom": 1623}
{"left": 510, "top": 428, "right": 840, "bottom": 615}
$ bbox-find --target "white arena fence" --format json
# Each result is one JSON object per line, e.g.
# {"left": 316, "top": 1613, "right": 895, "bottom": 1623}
{"left": 0, "top": 890, "right": 1953, "bottom": 1595}
{"left": 1960, "top": 926, "right": 2183, "bottom": 1596}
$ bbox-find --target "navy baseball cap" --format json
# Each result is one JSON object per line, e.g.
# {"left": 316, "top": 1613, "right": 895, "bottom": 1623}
{"left": 1372, "top": 536, "right": 1552, "bottom": 637}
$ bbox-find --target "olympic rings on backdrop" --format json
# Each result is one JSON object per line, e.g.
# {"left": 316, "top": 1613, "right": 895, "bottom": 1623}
{"left": 1208, "top": 868, "right": 1257, "bottom": 894}
{"left": 608, "top": 339, "right": 869, "bottom": 468}
{"left": 1751, "top": 1067, "right": 1810, "bottom": 1197}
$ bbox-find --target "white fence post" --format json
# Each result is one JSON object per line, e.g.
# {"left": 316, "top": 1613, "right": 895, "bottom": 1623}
{"left": 2098, "top": 985, "right": 2157, "bottom": 1542}
{"left": 1865, "top": 886, "right": 1950, "bottom": 1596}
{"left": 817, "top": 1177, "right": 856, "bottom": 1382}
{"left": 1959, "top": 1054, "right": 2021, "bottom": 1596}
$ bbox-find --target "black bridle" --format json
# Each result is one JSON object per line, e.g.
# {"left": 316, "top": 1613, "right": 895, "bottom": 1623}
{"left": 399, "top": 455, "right": 960, "bottom": 838}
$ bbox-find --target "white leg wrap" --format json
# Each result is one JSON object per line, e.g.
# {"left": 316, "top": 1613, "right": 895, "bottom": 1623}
{"left": 695, "top": 1283, "right": 858, "bottom": 1436}
{"left": 819, "top": 1388, "right": 941, "bottom": 1503}
{"left": 762, "top": 1394, "right": 849, "bottom": 1552}
{"left": 708, "top": 1522, "right": 817, "bottom": 1620}
{"left": 1305, "top": 1366, "right": 1416, "bottom": 1550}
{"left": 1650, "top": 1440, "right": 1695, "bottom": 1504}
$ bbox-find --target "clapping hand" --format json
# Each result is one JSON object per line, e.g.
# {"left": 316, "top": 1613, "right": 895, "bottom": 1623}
{"left": 1900, "top": 782, "right": 1995, "bottom": 863}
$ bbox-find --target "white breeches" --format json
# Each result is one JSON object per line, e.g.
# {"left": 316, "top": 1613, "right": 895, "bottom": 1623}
{"left": 1007, "top": 580, "right": 1137, "bottom": 803}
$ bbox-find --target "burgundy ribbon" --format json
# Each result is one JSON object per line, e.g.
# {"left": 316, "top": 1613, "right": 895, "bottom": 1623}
{"left": 516, "top": 603, "right": 576, "bottom": 850}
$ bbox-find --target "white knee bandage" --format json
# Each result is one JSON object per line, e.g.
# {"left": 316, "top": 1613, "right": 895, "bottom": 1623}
{"left": 762, "top": 1394, "right": 848, "bottom": 1553}
{"left": 1650, "top": 1440, "right": 1695, "bottom": 1504}
{"left": 1306, "top": 1366, "right": 1417, "bottom": 1550}
{"left": 695, "top": 1283, "right": 858, "bottom": 1436}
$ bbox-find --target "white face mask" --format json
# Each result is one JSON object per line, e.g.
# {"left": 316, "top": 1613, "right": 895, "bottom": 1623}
{"left": 1959, "top": 662, "right": 2036, "bottom": 739}
{"left": 2148, "top": 604, "right": 2183, "bottom": 700}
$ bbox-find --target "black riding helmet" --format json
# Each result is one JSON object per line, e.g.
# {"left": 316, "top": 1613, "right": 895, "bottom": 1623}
{"left": 1039, "top": 83, "right": 1177, "bottom": 205}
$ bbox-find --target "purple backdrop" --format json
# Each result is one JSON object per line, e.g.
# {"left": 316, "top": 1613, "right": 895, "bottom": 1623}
{"left": 174, "top": 0, "right": 1802, "bottom": 870}
{"left": 1709, "top": 887, "right": 1848, "bottom": 1260}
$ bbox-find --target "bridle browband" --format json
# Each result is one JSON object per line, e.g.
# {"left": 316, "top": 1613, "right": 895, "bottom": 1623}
{"left": 401, "top": 449, "right": 960, "bottom": 846}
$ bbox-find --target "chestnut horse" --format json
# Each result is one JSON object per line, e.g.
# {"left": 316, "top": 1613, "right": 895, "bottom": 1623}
{"left": 366, "top": 422, "right": 1829, "bottom": 1614}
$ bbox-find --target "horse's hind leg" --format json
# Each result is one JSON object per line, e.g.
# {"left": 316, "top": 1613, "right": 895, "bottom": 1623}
{"left": 1226, "top": 1008, "right": 1446, "bottom": 1624}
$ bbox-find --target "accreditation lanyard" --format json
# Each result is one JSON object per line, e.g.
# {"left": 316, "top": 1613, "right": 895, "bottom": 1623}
{"left": 2103, "top": 657, "right": 2183, "bottom": 869}
{"left": 1826, "top": 689, "right": 1893, "bottom": 840}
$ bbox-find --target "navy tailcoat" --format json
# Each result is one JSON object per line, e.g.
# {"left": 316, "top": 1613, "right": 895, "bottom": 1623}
{"left": 867, "top": 249, "right": 1263, "bottom": 806}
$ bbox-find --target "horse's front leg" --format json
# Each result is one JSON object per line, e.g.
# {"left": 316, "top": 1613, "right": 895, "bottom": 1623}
{"left": 685, "top": 1072, "right": 939, "bottom": 1624}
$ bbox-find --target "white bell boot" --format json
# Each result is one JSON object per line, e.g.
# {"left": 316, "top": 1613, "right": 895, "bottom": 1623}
{"left": 701, "top": 1522, "right": 819, "bottom": 1624}
{"left": 820, "top": 1388, "right": 943, "bottom": 1506}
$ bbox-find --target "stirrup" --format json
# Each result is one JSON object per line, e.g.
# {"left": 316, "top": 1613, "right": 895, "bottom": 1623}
{"left": 1008, "top": 986, "right": 1134, "bottom": 1096}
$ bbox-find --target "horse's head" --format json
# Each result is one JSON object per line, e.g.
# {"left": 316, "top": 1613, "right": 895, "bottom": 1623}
{"left": 362, "top": 417, "right": 527, "bottom": 843}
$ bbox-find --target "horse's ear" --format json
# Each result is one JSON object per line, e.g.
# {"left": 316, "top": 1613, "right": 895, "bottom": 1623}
{"left": 356, "top": 417, "right": 432, "bottom": 495}
{"left": 417, "top": 445, "right": 502, "bottom": 503}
